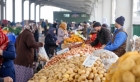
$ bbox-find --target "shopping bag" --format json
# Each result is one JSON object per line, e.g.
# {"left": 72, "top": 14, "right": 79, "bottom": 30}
{"left": 38, "top": 47, "right": 49, "bottom": 62}
{"left": 92, "top": 49, "right": 118, "bottom": 69}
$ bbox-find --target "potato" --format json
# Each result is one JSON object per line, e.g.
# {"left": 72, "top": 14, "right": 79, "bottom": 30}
{"left": 94, "top": 76, "right": 101, "bottom": 82}
{"left": 135, "top": 57, "right": 140, "bottom": 65}
{"left": 63, "top": 74, "right": 69, "bottom": 78}
{"left": 136, "top": 77, "right": 140, "bottom": 82}
{"left": 68, "top": 77, "right": 73, "bottom": 81}
{"left": 98, "top": 70, "right": 104, "bottom": 74}
{"left": 122, "top": 71, "right": 135, "bottom": 82}
{"left": 67, "top": 68, "right": 73, "bottom": 74}
{"left": 101, "top": 77, "right": 106, "bottom": 81}
{"left": 120, "top": 58, "right": 135, "bottom": 71}
{"left": 78, "top": 75, "right": 87, "bottom": 81}
{"left": 98, "top": 74, "right": 103, "bottom": 78}
{"left": 70, "top": 73, "right": 76, "bottom": 78}
{"left": 39, "top": 79, "right": 46, "bottom": 82}
{"left": 88, "top": 73, "right": 94, "bottom": 80}
{"left": 88, "top": 80, "right": 93, "bottom": 82}
{"left": 86, "top": 68, "right": 92, "bottom": 72}
{"left": 75, "top": 74, "right": 80, "bottom": 79}
{"left": 78, "top": 69, "right": 86, "bottom": 74}
{"left": 132, "top": 65, "right": 140, "bottom": 76}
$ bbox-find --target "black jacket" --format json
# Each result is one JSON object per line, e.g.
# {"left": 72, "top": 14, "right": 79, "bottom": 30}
{"left": 0, "top": 78, "right": 3, "bottom": 82}
{"left": 44, "top": 34, "right": 58, "bottom": 54}
{"left": 91, "top": 27, "right": 112, "bottom": 46}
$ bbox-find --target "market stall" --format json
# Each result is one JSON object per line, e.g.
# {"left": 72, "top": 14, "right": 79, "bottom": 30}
{"left": 28, "top": 44, "right": 119, "bottom": 82}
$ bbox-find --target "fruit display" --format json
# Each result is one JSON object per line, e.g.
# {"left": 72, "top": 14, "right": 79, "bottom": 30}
{"left": 45, "top": 45, "right": 95, "bottom": 67}
{"left": 105, "top": 51, "right": 140, "bottom": 82}
{"left": 28, "top": 55, "right": 107, "bottom": 82}
{"left": 64, "top": 34, "right": 84, "bottom": 44}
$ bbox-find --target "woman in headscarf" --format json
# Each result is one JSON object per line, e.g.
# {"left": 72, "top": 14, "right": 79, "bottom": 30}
{"left": 57, "top": 22, "right": 68, "bottom": 51}
{"left": 44, "top": 28, "right": 58, "bottom": 59}
{"left": 14, "top": 23, "right": 44, "bottom": 82}
{"left": 0, "top": 29, "right": 16, "bottom": 82}
{"left": 57, "top": 22, "right": 68, "bottom": 43}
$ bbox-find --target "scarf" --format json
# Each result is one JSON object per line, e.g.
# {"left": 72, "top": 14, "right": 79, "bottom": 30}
{"left": 24, "top": 23, "right": 35, "bottom": 32}
{"left": 0, "top": 29, "right": 9, "bottom": 64}
{"left": 48, "top": 28, "right": 57, "bottom": 41}
{"left": 59, "top": 22, "right": 67, "bottom": 31}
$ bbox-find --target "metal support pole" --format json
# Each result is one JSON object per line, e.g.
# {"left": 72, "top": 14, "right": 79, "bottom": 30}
{"left": 22, "top": 0, "right": 24, "bottom": 22}
{"left": 39, "top": 5, "right": 41, "bottom": 21}
{"left": 29, "top": 1, "right": 31, "bottom": 20}
{"left": 34, "top": 3, "right": 36, "bottom": 22}
{"left": 5, "top": 0, "right": 6, "bottom": 19}
{"left": 1, "top": 0, "right": 4, "bottom": 21}
{"left": 13, "top": 0, "right": 15, "bottom": 22}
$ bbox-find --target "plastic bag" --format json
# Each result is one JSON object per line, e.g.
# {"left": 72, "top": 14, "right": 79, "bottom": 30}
{"left": 130, "top": 35, "right": 140, "bottom": 51}
{"left": 38, "top": 47, "right": 49, "bottom": 62}
{"left": 91, "top": 49, "right": 118, "bottom": 69}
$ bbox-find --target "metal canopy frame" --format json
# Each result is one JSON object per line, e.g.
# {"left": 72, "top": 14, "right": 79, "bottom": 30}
{"left": 34, "top": 0, "right": 95, "bottom": 14}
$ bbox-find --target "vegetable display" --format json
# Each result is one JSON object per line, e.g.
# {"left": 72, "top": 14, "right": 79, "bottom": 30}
{"left": 28, "top": 55, "right": 107, "bottom": 82}
{"left": 105, "top": 51, "right": 140, "bottom": 82}
{"left": 45, "top": 45, "right": 95, "bottom": 67}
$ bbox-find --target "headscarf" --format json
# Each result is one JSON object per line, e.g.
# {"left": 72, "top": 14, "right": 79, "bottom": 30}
{"left": 48, "top": 27, "right": 57, "bottom": 41}
{"left": 24, "top": 23, "right": 35, "bottom": 32}
{"left": 59, "top": 22, "right": 67, "bottom": 31}
{"left": 0, "top": 29, "right": 9, "bottom": 64}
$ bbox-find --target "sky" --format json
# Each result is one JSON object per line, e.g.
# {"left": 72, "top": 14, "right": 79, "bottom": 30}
{"left": 6, "top": 0, "right": 61, "bottom": 23}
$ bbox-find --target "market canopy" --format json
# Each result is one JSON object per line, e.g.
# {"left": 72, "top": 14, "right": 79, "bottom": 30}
{"left": 34, "top": 0, "right": 95, "bottom": 14}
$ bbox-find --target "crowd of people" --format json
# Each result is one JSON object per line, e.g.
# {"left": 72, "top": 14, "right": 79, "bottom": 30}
{"left": 0, "top": 16, "right": 127, "bottom": 82}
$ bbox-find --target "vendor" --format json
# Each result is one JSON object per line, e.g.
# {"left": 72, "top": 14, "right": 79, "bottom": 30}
{"left": 103, "top": 16, "right": 127, "bottom": 57}
{"left": 90, "top": 22, "right": 112, "bottom": 47}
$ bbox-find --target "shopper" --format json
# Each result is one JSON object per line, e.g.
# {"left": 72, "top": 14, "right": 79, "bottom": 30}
{"left": 103, "top": 16, "right": 127, "bottom": 57}
{"left": 81, "top": 21, "right": 88, "bottom": 38}
{"left": 14, "top": 23, "right": 44, "bottom": 82}
{"left": 57, "top": 22, "right": 68, "bottom": 51}
{"left": 38, "top": 22, "right": 43, "bottom": 37}
{"left": 0, "top": 77, "right": 13, "bottom": 82}
{"left": 0, "top": 29, "right": 16, "bottom": 82}
{"left": 102, "top": 24, "right": 108, "bottom": 28}
{"left": 90, "top": 22, "right": 112, "bottom": 47}
{"left": 45, "top": 28, "right": 58, "bottom": 59}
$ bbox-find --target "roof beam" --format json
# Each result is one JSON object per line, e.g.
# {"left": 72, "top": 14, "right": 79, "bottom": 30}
{"left": 41, "top": 1, "right": 86, "bottom": 13}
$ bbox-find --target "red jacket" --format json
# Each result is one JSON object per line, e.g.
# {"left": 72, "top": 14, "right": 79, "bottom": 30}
{"left": 90, "top": 34, "right": 102, "bottom": 48}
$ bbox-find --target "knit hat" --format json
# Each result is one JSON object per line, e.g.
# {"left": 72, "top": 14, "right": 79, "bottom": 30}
{"left": 83, "top": 21, "right": 87, "bottom": 24}
{"left": 93, "top": 22, "right": 101, "bottom": 28}
{"left": 115, "top": 16, "right": 125, "bottom": 26}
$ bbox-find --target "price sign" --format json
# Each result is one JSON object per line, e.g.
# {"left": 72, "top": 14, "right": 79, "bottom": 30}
{"left": 83, "top": 55, "right": 99, "bottom": 67}
{"left": 57, "top": 48, "right": 69, "bottom": 55}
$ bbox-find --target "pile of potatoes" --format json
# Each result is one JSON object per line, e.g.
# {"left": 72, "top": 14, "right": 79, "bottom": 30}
{"left": 28, "top": 55, "right": 107, "bottom": 82}
{"left": 105, "top": 51, "right": 140, "bottom": 82}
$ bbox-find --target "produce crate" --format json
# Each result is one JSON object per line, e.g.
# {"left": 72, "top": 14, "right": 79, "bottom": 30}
{"left": 61, "top": 43, "right": 73, "bottom": 49}
{"left": 69, "top": 43, "right": 83, "bottom": 49}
